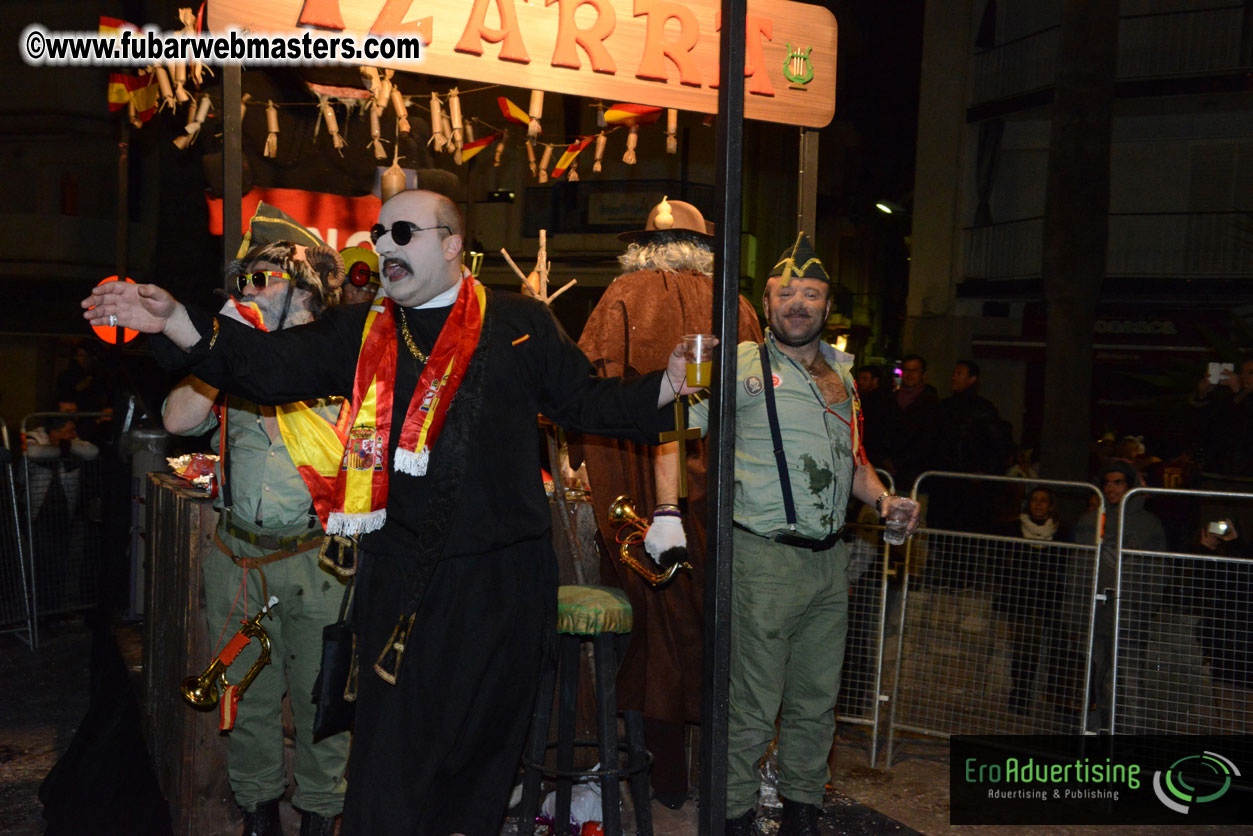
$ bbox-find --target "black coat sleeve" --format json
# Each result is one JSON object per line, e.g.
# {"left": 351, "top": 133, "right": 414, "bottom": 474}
{"left": 500, "top": 294, "right": 672, "bottom": 443}
{"left": 149, "top": 303, "right": 368, "bottom": 405}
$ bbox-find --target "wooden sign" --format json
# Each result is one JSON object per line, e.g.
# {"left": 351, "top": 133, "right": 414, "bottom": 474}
{"left": 207, "top": 0, "right": 837, "bottom": 127}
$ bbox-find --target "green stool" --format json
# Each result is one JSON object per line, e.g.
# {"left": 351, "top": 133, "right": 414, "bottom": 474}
{"left": 519, "top": 585, "right": 652, "bottom": 835}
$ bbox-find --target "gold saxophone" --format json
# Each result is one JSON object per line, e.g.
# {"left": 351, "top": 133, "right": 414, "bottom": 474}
{"left": 608, "top": 495, "right": 692, "bottom": 587}
{"left": 181, "top": 596, "right": 277, "bottom": 710}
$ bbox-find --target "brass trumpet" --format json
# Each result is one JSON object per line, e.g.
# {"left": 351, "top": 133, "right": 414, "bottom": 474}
{"left": 608, "top": 495, "right": 692, "bottom": 587}
{"left": 181, "top": 596, "right": 278, "bottom": 710}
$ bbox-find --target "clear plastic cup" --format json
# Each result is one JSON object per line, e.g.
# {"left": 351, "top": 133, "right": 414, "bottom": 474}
{"left": 682, "top": 333, "right": 716, "bottom": 387}
{"left": 883, "top": 499, "right": 917, "bottom": 545}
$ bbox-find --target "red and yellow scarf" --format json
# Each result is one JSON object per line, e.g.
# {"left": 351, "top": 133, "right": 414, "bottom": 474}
{"left": 284, "top": 277, "right": 487, "bottom": 536}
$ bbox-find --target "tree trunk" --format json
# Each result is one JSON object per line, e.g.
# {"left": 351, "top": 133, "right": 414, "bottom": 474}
{"left": 1038, "top": 0, "right": 1120, "bottom": 480}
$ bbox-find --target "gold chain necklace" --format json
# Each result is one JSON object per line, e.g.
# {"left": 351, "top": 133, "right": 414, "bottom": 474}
{"left": 397, "top": 308, "right": 429, "bottom": 365}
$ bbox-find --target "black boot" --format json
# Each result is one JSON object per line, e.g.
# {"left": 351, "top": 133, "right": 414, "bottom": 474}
{"left": 779, "top": 796, "right": 821, "bottom": 836}
{"left": 726, "top": 808, "right": 756, "bottom": 836}
{"left": 299, "top": 810, "right": 338, "bottom": 836}
{"left": 240, "top": 799, "right": 281, "bottom": 836}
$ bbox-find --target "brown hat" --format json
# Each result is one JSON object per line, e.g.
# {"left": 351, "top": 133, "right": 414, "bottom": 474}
{"left": 618, "top": 197, "right": 715, "bottom": 245}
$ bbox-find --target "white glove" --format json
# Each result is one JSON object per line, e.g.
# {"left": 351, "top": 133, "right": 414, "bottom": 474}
{"left": 644, "top": 514, "right": 686, "bottom": 559}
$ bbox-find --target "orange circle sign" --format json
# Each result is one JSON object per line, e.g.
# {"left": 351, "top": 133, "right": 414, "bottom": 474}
{"left": 90, "top": 276, "right": 139, "bottom": 344}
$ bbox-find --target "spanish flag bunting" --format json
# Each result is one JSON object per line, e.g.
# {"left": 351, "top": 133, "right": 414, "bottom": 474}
{"left": 497, "top": 96, "right": 531, "bottom": 126}
{"left": 459, "top": 134, "right": 497, "bottom": 164}
{"left": 107, "top": 72, "right": 159, "bottom": 123}
{"left": 603, "top": 103, "right": 662, "bottom": 127}
{"left": 551, "top": 136, "right": 594, "bottom": 179}
{"left": 99, "top": 16, "right": 141, "bottom": 38}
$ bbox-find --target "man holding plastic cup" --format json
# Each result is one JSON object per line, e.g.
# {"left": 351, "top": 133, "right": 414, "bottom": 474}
{"left": 688, "top": 232, "right": 918, "bottom": 833}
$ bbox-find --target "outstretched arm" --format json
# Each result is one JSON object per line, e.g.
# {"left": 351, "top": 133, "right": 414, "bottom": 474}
{"left": 82, "top": 282, "right": 201, "bottom": 349}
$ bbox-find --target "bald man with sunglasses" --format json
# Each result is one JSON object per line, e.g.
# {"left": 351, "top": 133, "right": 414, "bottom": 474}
{"left": 85, "top": 189, "right": 705, "bottom": 836}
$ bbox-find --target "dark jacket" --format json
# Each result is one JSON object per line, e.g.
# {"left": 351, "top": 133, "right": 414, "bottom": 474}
{"left": 933, "top": 387, "right": 1009, "bottom": 475}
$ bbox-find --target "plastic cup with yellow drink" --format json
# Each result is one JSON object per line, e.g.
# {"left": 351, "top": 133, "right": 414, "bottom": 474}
{"left": 682, "top": 333, "right": 716, "bottom": 388}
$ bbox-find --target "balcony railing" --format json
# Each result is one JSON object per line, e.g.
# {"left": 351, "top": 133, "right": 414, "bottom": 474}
{"left": 963, "top": 212, "right": 1253, "bottom": 281}
{"left": 971, "top": 5, "right": 1250, "bottom": 106}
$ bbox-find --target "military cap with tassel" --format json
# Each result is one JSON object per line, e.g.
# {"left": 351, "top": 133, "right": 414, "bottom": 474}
{"left": 772, "top": 231, "right": 829, "bottom": 286}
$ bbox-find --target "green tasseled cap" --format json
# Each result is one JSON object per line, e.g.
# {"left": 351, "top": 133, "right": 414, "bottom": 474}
{"left": 771, "top": 231, "right": 829, "bottom": 286}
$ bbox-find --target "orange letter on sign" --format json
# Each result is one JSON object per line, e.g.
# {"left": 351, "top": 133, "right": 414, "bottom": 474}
{"left": 455, "top": 0, "right": 531, "bottom": 63}
{"left": 712, "top": 13, "right": 775, "bottom": 96}
{"left": 297, "top": 0, "right": 345, "bottom": 31}
{"left": 633, "top": 0, "right": 701, "bottom": 86}
{"left": 371, "top": 0, "right": 433, "bottom": 45}
{"left": 547, "top": 0, "right": 617, "bottom": 74}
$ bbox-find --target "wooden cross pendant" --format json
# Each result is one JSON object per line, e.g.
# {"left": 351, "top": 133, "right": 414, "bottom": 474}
{"left": 657, "top": 397, "right": 701, "bottom": 498}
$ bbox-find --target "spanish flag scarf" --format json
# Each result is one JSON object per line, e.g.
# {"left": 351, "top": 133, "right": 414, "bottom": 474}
{"left": 318, "top": 277, "right": 486, "bottom": 536}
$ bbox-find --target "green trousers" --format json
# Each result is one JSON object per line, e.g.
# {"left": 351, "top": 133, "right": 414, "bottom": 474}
{"left": 726, "top": 527, "right": 849, "bottom": 815}
{"left": 202, "top": 521, "right": 350, "bottom": 816}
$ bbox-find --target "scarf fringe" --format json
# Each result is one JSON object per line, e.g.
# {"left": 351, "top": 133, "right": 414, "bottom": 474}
{"left": 393, "top": 446, "right": 430, "bottom": 477}
{"left": 327, "top": 508, "right": 388, "bottom": 536}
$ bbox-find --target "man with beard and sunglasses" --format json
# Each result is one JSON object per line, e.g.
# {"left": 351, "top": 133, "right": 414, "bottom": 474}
{"left": 84, "top": 189, "right": 705, "bottom": 836}
{"left": 161, "top": 222, "right": 350, "bottom": 836}
{"left": 688, "top": 234, "right": 918, "bottom": 834}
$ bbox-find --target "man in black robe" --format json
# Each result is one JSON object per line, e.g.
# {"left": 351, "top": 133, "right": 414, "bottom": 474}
{"left": 83, "top": 190, "right": 700, "bottom": 836}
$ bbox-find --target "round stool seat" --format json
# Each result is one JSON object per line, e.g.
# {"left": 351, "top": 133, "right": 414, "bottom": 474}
{"left": 556, "top": 585, "right": 633, "bottom": 635}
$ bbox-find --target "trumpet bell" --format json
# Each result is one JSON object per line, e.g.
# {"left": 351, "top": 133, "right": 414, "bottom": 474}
{"left": 608, "top": 494, "right": 641, "bottom": 525}
{"left": 180, "top": 663, "right": 224, "bottom": 710}
{"left": 607, "top": 494, "right": 692, "bottom": 587}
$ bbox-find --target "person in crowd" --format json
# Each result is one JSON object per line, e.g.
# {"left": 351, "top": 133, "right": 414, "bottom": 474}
{"left": 687, "top": 233, "right": 917, "bottom": 834}
{"left": 854, "top": 364, "right": 893, "bottom": 467}
{"left": 1188, "top": 358, "right": 1253, "bottom": 478}
{"left": 574, "top": 197, "right": 762, "bottom": 810}
{"left": 1074, "top": 461, "right": 1166, "bottom": 729}
{"left": 25, "top": 416, "right": 99, "bottom": 612}
{"left": 162, "top": 217, "right": 350, "bottom": 836}
{"left": 880, "top": 353, "right": 937, "bottom": 497}
{"left": 991, "top": 486, "right": 1071, "bottom": 716}
{"left": 1187, "top": 518, "right": 1249, "bottom": 688}
{"left": 338, "top": 245, "right": 381, "bottom": 306}
{"left": 83, "top": 189, "right": 701, "bottom": 836}
{"left": 1188, "top": 357, "right": 1253, "bottom": 546}
{"left": 930, "top": 359, "right": 1013, "bottom": 535}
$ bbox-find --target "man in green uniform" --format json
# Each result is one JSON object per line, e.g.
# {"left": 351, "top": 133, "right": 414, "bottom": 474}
{"left": 691, "top": 234, "right": 918, "bottom": 834}
{"left": 163, "top": 224, "right": 349, "bottom": 836}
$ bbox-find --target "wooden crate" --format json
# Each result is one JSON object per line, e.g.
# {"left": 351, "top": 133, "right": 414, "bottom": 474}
{"left": 143, "top": 473, "right": 236, "bottom": 836}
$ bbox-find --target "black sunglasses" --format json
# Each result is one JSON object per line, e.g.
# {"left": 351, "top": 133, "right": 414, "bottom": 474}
{"left": 236, "top": 270, "right": 289, "bottom": 294}
{"left": 347, "top": 261, "right": 379, "bottom": 288}
{"left": 370, "top": 221, "right": 452, "bottom": 246}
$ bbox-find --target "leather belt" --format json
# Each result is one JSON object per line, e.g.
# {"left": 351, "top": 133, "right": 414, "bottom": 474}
{"left": 734, "top": 522, "right": 845, "bottom": 552}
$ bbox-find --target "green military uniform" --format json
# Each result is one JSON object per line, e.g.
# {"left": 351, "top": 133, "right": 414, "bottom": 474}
{"left": 690, "top": 331, "right": 861, "bottom": 815}
{"left": 186, "top": 397, "right": 349, "bottom": 817}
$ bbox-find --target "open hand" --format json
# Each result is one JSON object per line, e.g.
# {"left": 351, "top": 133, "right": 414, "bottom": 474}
{"left": 82, "top": 281, "right": 178, "bottom": 334}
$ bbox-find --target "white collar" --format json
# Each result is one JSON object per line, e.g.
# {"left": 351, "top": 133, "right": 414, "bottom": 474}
{"left": 415, "top": 276, "right": 463, "bottom": 309}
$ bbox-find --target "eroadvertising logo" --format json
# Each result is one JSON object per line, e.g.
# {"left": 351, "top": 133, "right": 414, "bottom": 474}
{"left": 1152, "top": 751, "right": 1240, "bottom": 814}
{"left": 950, "top": 736, "right": 1252, "bottom": 825}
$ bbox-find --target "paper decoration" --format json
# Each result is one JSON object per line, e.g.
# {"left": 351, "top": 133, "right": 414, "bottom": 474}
{"left": 173, "top": 93, "right": 211, "bottom": 149}
{"left": 527, "top": 90, "right": 543, "bottom": 139}
{"left": 537, "top": 144, "right": 553, "bottom": 183}
{"left": 429, "top": 92, "right": 445, "bottom": 152}
{"left": 391, "top": 88, "right": 410, "bottom": 135}
{"left": 264, "top": 100, "right": 279, "bottom": 158}
{"left": 592, "top": 133, "right": 607, "bottom": 173}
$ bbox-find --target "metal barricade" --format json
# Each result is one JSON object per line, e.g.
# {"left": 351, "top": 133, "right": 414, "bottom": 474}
{"left": 884, "top": 473, "right": 1104, "bottom": 767}
{"left": 1113, "top": 487, "right": 1253, "bottom": 735}
{"left": 836, "top": 470, "right": 894, "bottom": 766}
{"left": 20, "top": 412, "right": 109, "bottom": 632}
{"left": 0, "top": 418, "right": 35, "bottom": 647}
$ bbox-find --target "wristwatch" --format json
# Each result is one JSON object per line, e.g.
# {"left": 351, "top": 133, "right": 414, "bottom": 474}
{"left": 875, "top": 491, "right": 894, "bottom": 516}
